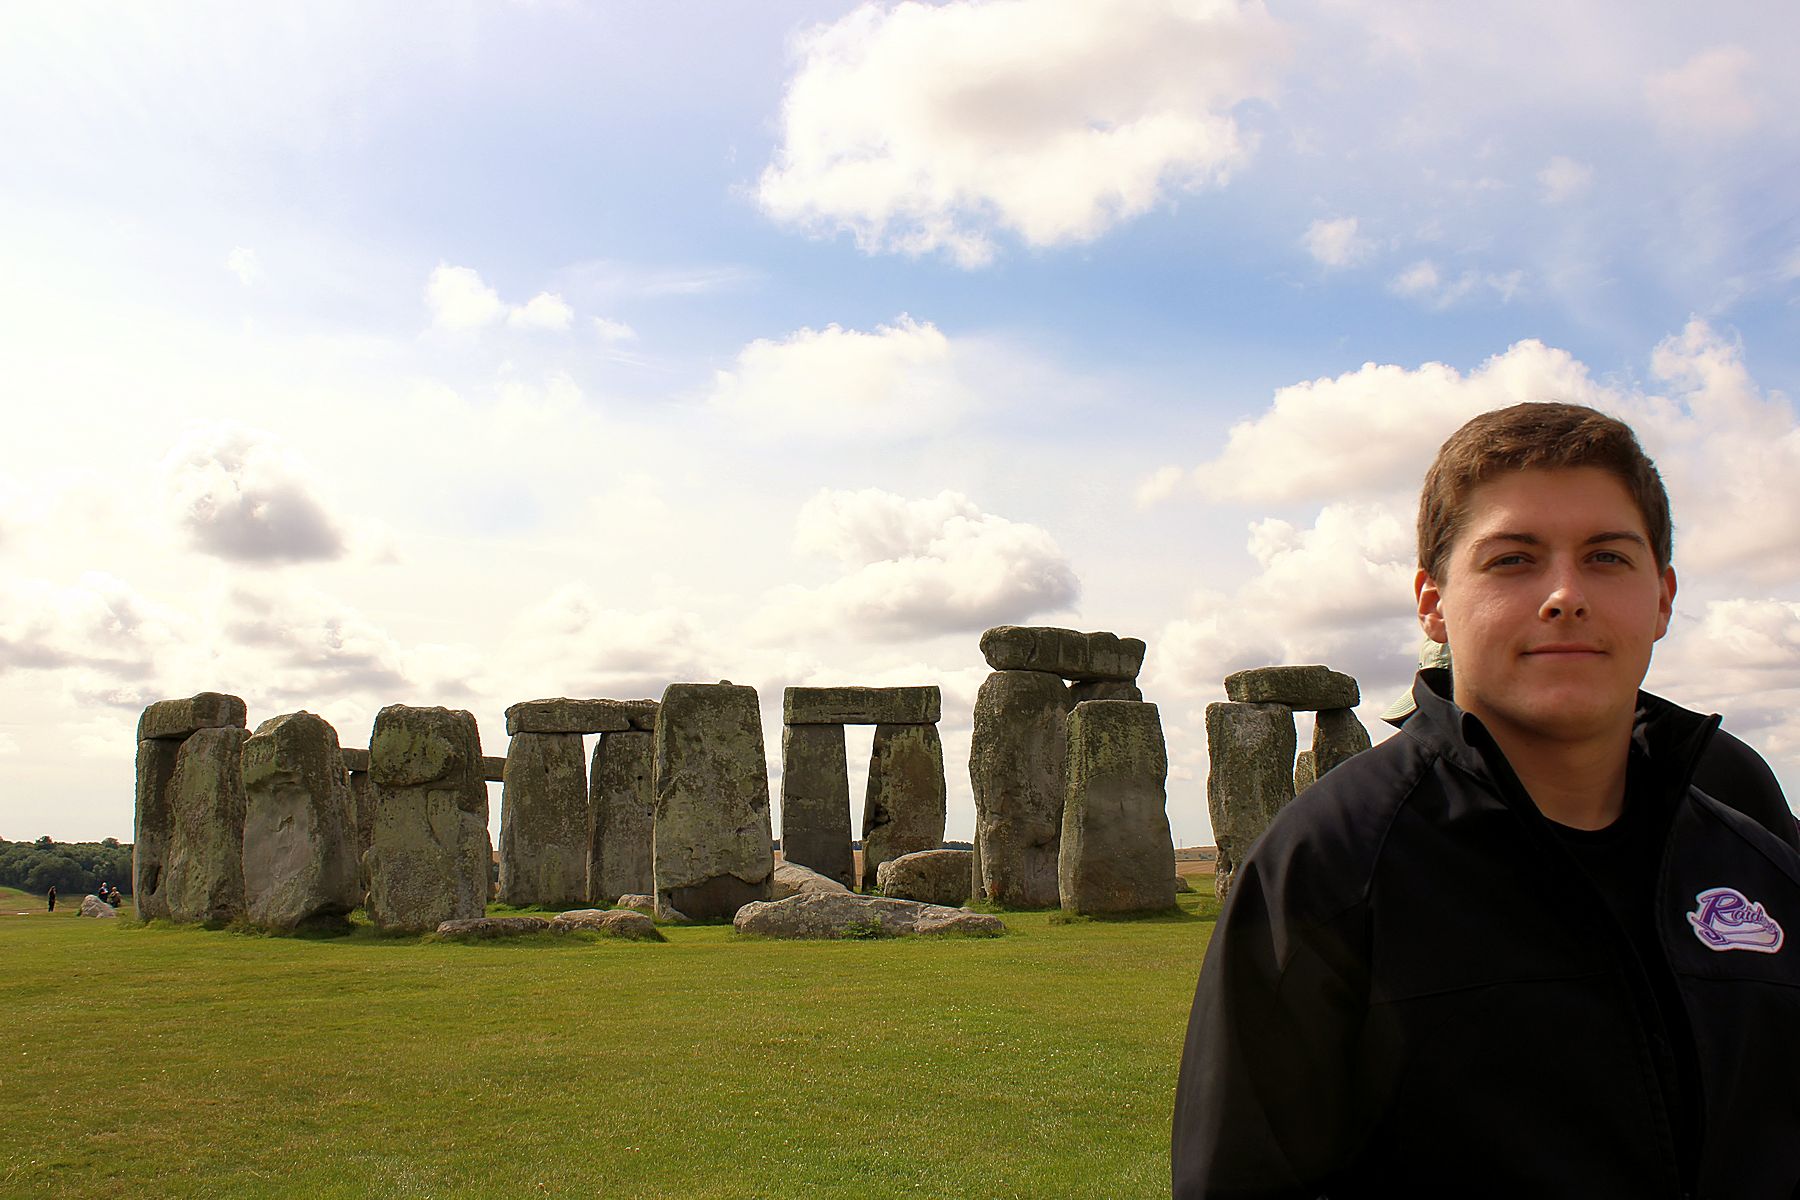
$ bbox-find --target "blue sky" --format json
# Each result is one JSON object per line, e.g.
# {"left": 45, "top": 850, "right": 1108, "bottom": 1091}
{"left": 4, "top": 0, "right": 1798, "bottom": 846}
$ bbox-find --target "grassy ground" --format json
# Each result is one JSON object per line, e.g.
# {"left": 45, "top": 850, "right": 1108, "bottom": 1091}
{"left": 0, "top": 889, "right": 1217, "bottom": 1199}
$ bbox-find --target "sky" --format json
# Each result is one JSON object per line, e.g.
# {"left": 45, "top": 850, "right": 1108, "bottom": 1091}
{"left": 3, "top": 0, "right": 1799, "bottom": 848}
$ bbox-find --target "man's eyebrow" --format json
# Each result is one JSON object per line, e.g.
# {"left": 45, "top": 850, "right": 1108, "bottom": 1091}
{"left": 1584, "top": 531, "right": 1649, "bottom": 547}
{"left": 1470, "top": 531, "right": 1649, "bottom": 549}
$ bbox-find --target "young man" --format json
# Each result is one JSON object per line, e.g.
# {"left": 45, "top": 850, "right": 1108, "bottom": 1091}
{"left": 1171, "top": 402, "right": 1800, "bottom": 1198}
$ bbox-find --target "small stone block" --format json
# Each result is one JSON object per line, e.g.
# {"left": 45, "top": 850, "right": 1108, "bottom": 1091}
{"left": 783, "top": 686, "right": 941, "bottom": 726}
{"left": 339, "top": 747, "right": 370, "bottom": 773}
{"left": 481, "top": 756, "right": 506, "bottom": 781}
{"left": 137, "top": 693, "right": 248, "bottom": 742}
{"left": 1223, "top": 665, "right": 1360, "bottom": 711}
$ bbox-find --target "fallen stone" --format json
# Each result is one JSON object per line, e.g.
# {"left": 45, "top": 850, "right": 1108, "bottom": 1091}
{"left": 163, "top": 726, "right": 250, "bottom": 925}
{"left": 979, "top": 626, "right": 1146, "bottom": 682}
{"left": 339, "top": 747, "right": 370, "bottom": 773}
{"left": 80, "top": 894, "right": 117, "bottom": 919}
{"left": 434, "top": 916, "right": 550, "bottom": 939}
{"left": 653, "top": 902, "right": 691, "bottom": 924}
{"left": 498, "top": 732, "right": 589, "bottom": 908}
{"left": 861, "top": 723, "right": 947, "bottom": 892}
{"left": 1174, "top": 874, "right": 1194, "bottom": 893}
{"left": 1313, "top": 707, "right": 1372, "bottom": 777}
{"left": 970, "top": 670, "right": 1070, "bottom": 908}
{"left": 505, "top": 698, "right": 656, "bottom": 736}
{"left": 137, "top": 692, "right": 248, "bottom": 742}
{"left": 241, "top": 711, "right": 361, "bottom": 930}
{"left": 876, "top": 848, "right": 973, "bottom": 907}
{"left": 771, "top": 859, "right": 852, "bottom": 899}
{"left": 1060, "top": 701, "right": 1177, "bottom": 915}
{"left": 588, "top": 730, "right": 654, "bottom": 906}
{"left": 779, "top": 723, "right": 855, "bottom": 889}
{"left": 1205, "top": 702, "right": 1297, "bottom": 902}
{"left": 548, "top": 908, "right": 665, "bottom": 940}
{"left": 1223, "top": 665, "right": 1359, "bottom": 711}
{"left": 617, "top": 894, "right": 655, "bottom": 913}
{"left": 652, "top": 682, "right": 774, "bottom": 920}
{"left": 1070, "top": 680, "right": 1144, "bottom": 704}
{"left": 783, "top": 686, "right": 941, "bottom": 726}
{"left": 366, "top": 706, "right": 491, "bottom": 933}
{"left": 732, "top": 891, "right": 1004, "bottom": 939}
{"left": 1294, "top": 749, "right": 1317, "bottom": 794}
{"left": 132, "top": 737, "right": 182, "bottom": 920}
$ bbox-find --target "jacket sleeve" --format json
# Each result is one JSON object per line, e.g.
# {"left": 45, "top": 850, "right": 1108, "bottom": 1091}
{"left": 1695, "top": 728, "right": 1800, "bottom": 852}
{"left": 1171, "top": 846, "right": 1374, "bottom": 1199}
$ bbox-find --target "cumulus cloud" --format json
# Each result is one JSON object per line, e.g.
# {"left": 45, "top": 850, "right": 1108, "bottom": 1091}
{"left": 761, "top": 488, "right": 1079, "bottom": 639}
{"left": 1536, "top": 156, "right": 1594, "bottom": 204}
{"left": 426, "top": 265, "right": 576, "bottom": 333}
{"left": 757, "top": 0, "right": 1287, "bottom": 266}
{"left": 221, "top": 584, "right": 410, "bottom": 703}
{"left": 1302, "top": 216, "right": 1370, "bottom": 268}
{"left": 499, "top": 586, "right": 714, "bottom": 700}
{"left": 164, "top": 426, "right": 347, "bottom": 563}
{"left": 507, "top": 291, "right": 574, "bottom": 331}
{"left": 709, "top": 315, "right": 973, "bottom": 436}
{"left": 1646, "top": 46, "right": 1760, "bottom": 139}
{"left": 1389, "top": 258, "right": 1524, "bottom": 309}
{"left": 225, "top": 246, "right": 261, "bottom": 285}
{"left": 592, "top": 316, "right": 637, "bottom": 342}
{"left": 0, "top": 573, "right": 170, "bottom": 681}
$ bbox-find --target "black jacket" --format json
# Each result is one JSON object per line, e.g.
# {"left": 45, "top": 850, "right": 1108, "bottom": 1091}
{"left": 1172, "top": 670, "right": 1800, "bottom": 1199}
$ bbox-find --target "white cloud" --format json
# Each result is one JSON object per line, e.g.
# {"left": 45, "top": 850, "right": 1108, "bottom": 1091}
{"left": 0, "top": 573, "right": 175, "bottom": 683}
{"left": 1389, "top": 258, "right": 1524, "bottom": 309}
{"left": 592, "top": 316, "right": 637, "bottom": 342}
{"left": 506, "top": 291, "right": 574, "bottom": 331}
{"left": 221, "top": 582, "right": 410, "bottom": 705}
{"left": 425, "top": 263, "right": 505, "bottom": 331}
{"left": 1536, "top": 156, "right": 1594, "bottom": 204}
{"left": 709, "top": 315, "right": 972, "bottom": 437}
{"left": 225, "top": 246, "right": 261, "bottom": 285}
{"left": 757, "top": 0, "right": 1287, "bottom": 266}
{"left": 1646, "top": 46, "right": 1759, "bottom": 139}
{"left": 1302, "top": 216, "right": 1370, "bottom": 268}
{"left": 760, "top": 488, "right": 1079, "bottom": 639}
{"left": 163, "top": 425, "right": 347, "bottom": 563}
{"left": 498, "top": 586, "right": 714, "bottom": 701}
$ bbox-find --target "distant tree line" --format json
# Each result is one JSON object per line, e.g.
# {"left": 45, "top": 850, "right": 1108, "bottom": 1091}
{"left": 0, "top": 837, "right": 133, "bottom": 896}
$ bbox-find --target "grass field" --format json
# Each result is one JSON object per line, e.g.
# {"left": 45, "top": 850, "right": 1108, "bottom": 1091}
{"left": 0, "top": 886, "right": 1218, "bottom": 1199}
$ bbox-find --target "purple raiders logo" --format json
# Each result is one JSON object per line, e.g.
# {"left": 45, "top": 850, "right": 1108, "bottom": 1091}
{"left": 1687, "top": 886, "right": 1785, "bottom": 954}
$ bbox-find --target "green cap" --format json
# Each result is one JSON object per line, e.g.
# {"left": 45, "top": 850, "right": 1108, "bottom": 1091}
{"left": 1380, "top": 639, "right": 1452, "bottom": 726}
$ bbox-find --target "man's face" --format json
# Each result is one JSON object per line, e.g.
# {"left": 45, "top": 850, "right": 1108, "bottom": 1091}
{"left": 1414, "top": 466, "right": 1676, "bottom": 747}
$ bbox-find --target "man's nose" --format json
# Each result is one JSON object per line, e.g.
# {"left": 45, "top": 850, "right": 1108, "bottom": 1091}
{"left": 1540, "top": 561, "right": 1588, "bottom": 621}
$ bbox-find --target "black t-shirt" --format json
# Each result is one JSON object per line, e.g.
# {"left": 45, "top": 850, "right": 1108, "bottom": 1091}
{"left": 1550, "top": 749, "right": 1702, "bottom": 1188}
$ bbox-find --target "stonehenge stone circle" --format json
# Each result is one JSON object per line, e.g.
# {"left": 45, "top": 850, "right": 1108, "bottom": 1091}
{"left": 498, "top": 731, "right": 589, "bottom": 907}
{"left": 779, "top": 723, "right": 855, "bottom": 889}
{"left": 860, "top": 722, "right": 947, "bottom": 892}
{"left": 732, "top": 891, "right": 1003, "bottom": 939}
{"left": 241, "top": 711, "right": 361, "bottom": 930}
{"left": 365, "top": 705, "right": 491, "bottom": 933}
{"left": 1205, "top": 701, "right": 1297, "bottom": 901}
{"left": 980, "top": 626, "right": 1146, "bottom": 681}
{"left": 1059, "top": 701, "right": 1177, "bottom": 915}
{"left": 970, "top": 669, "right": 1071, "bottom": 908}
{"left": 1313, "top": 707, "right": 1373, "bottom": 778}
{"left": 163, "top": 725, "right": 251, "bottom": 925}
{"left": 783, "top": 686, "right": 940, "bottom": 726}
{"left": 588, "top": 729, "right": 655, "bottom": 905}
{"left": 134, "top": 692, "right": 249, "bottom": 921}
{"left": 1223, "top": 665, "right": 1359, "bottom": 711}
{"left": 877, "top": 848, "right": 973, "bottom": 907}
{"left": 651, "top": 682, "right": 774, "bottom": 920}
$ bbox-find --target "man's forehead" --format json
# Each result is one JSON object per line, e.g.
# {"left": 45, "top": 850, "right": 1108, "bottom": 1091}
{"left": 1459, "top": 467, "right": 1650, "bottom": 538}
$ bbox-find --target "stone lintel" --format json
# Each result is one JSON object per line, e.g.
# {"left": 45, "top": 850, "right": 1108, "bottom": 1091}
{"left": 978, "top": 626, "right": 1146, "bottom": 682}
{"left": 783, "top": 685, "right": 941, "bottom": 726}
{"left": 504, "top": 698, "right": 658, "bottom": 736}
{"left": 137, "top": 693, "right": 248, "bottom": 742}
{"left": 1223, "top": 665, "right": 1360, "bottom": 711}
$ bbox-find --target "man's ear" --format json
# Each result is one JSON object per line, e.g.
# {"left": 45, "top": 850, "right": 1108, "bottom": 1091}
{"left": 1654, "top": 565, "right": 1677, "bottom": 641}
{"left": 1415, "top": 567, "right": 1449, "bottom": 644}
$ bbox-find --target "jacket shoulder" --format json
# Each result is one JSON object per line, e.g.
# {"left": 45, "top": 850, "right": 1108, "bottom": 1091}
{"left": 1694, "top": 726, "right": 1799, "bottom": 851}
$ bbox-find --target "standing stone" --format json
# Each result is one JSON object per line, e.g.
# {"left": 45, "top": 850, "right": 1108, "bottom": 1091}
{"left": 1059, "top": 701, "right": 1176, "bottom": 914}
{"left": 498, "top": 732, "right": 589, "bottom": 907}
{"left": 241, "top": 712, "right": 361, "bottom": 930}
{"left": 651, "top": 683, "right": 774, "bottom": 920}
{"left": 132, "top": 738, "right": 182, "bottom": 920}
{"left": 970, "top": 829, "right": 984, "bottom": 902}
{"left": 344, "top": 767, "right": 375, "bottom": 896}
{"left": 1294, "top": 749, "right": 1317, "bottom": 794}
{"left": 969, "top": 670, "right": 1070, "bottom": 907}
{"left": 861, "top": 723, "right": 947, "bottom": 892}
{"left": 163, "top": 726, "right": 250, "bottom": 925}
{"left": 1313, "top": 707, "right": 1372, "bottom": 777}
{"left": 780, "top": 723, "right": 855, "bottom": 889}
{"left": 1205, "top": 702, "right": 1297, "bottom": 902}
{"left": 366, "top": 706, "right": 490, "bottom": 933}
{"left": 588, "top": 731, "right": 654, "bottom": 904}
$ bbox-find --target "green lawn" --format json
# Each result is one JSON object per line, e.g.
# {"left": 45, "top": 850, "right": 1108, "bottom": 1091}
{"left": 0, "top": 892, "right": 1216, "bottom": 1199}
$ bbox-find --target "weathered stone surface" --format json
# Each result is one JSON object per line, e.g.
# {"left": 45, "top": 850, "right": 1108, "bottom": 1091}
{"left": 979, "top": 626, "right": 1146, "bottom": 682}
{"left": 498, "top": 732, "right": 588, "bottom": 907}
{"left": 339, "top": 747, "right": 370, "bottom": 773}
{"left": 732, "top": 891, "right": 1004, "bottom": 939}
{"left": 1294, "top": 749, "right": 1317, "bottom": 794}
{"left": 970, "top": 829, "right": 984, "bottom": 902}
{"left": 241, "top": 711, "right": 360, "bottom": 930}
{"left": 344, "top": 768, "right": 374, "bottom": 895}
{"left": 653, "top": 901, "right": 691, "bottom": 924}
{"left": 877, "top": 848, "right": 973, "bottom": 907}
{"left": 132, "top": 737, "right": 182, "bottom": 920}
{"left": 779, "top": 723, "right": 854, "bottom": 889}
{"left": 651, "top": 683, "right": 774, "bottom": 919}
{"left": 588, "top": 731, "right": 654, "bottom": 906}
{"left": 366, "top": 706, "right": 491, "bottom": 933}
{"left": 617, "top": 894, "right": 655, "bottom": 913}
{"left": 783, "top": 686, "right": 941, "bottom": 726}
{"left": 1059, "top": 701, "right": 1177, "bottom": 914}
{"left": 1070, "top": 680, "right": 1144, "bottom": 704}
{"left": 771, "top": 859, "right": 852, "bottom": 898}
{"left": 1223, "top": 665, "right": 1359, "bottom": 711}
{"left": 548, "top": 908, "right": 665, "bottom": 941}
{"left": 481, "top": 756, "right": 506, "bottom": 781}
{"left": 137, "top": 692, "right": 248, "bottom": 742}
{"left": 163, "top": 726, "right": 250, "bottom": 925}
{"left": 1313, "top": 707, "right": 1372, "bottom": 777}
{"left": 861, "top": 724, "right": 947, "bottom": 893}
{"left": 1205, "top": 701, "right": 1297, "bottom": 902}
{"left": 80, "top": 894, "right": 117, "bottom": 919}
{"left": 505, "top": 698, "right": 657, "bottom": 736}
{"left": 435, "top": 916, "right": 550, "bottom": 939}
{"left": 970, "top": 670, "right": 1070, "bottom": 908}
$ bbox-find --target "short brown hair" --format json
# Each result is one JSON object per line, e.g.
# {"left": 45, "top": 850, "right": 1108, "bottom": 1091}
{"left": 1417, "top": 402, "right": 1671, "bottom": 581}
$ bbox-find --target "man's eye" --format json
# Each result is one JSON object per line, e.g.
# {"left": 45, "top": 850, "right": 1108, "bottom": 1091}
{"left": 1591, "top": 550, "right": 1627, "bottom": 565}
{"left": 1490, "top": 554, "right": 1528, "bottom": 567}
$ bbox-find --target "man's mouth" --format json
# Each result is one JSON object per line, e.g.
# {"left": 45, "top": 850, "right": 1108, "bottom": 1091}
{"left": 1523, "top": 644, "right": 1604, "bottom": 657}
